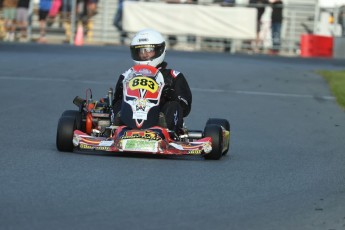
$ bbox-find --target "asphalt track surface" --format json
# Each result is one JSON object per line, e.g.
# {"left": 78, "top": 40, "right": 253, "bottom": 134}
{"left": 1, "top": 43, "right": 345, "bottom": 230}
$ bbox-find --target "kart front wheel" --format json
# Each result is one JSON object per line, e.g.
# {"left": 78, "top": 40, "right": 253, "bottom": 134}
{"left": 61, "top": 110, "right": 82, "bottom": 131}
{"left": 206, "top": 118, "right": 230, "bottom": 155}
{"left": 203, "top": 124, "right": 223, "bottom": 160}
{"left": 56, "top": 116, "right": 77, "bottom": 152}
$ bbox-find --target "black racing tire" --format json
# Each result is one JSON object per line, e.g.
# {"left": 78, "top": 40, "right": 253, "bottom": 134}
{"left": 203, "top": 124, "right": 223, "bottom": 160}
{"left": 206, "top": 118, "right": 230, "bottom": 155}
{"left": 206, "top": 118, "right": 230, "bottom": 131}
{"left": 56, "top": 116, "right": 77, "bottom": 152}
{"left": 61, "top": 110, "right": 78, "bottom": 117}
{"left": 61, "top": 110, "right": 82, "bottom": 131}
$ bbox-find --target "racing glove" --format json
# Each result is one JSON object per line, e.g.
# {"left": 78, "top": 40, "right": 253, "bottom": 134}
{"left": 163, "top": 86, "right": 189, "bottom": 117}
{"left": 162, "top": 86, "right": 178, "bottom": 101}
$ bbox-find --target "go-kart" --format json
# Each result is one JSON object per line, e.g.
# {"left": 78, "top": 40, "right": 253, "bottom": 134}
{"left": 56, "top": 65, "right": 230, "bottom": 160}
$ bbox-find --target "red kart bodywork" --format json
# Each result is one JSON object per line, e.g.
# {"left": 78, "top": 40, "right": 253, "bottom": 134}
{"left": 73, "top": 126, "right": 214, "bottom": 156}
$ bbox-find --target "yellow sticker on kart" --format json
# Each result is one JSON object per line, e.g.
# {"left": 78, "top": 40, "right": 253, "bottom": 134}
{"left": 129, "top": 77, "right": 158, "bottom": 93}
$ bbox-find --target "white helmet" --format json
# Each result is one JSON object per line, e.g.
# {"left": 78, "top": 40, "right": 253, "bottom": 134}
{"left": 130, "top": 29, "right": 166, "bottom": 67}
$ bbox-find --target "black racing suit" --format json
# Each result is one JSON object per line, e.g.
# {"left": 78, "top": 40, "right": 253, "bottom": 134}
{"left": 112, "top": 62, "right": 192, "bottom": 132}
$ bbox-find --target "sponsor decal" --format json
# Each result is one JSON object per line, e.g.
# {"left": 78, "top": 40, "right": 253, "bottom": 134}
{"left": 121, "top": 130, "right": 161, "bottom": 141}
{"left": 80, "top": 144, "right": 93, "bottom": 149}
{"left": 135, "top": 98, "right": 147, "bottom": 111}
{"left": 123, "top": 139, "right": 157, "bottom": 152}
{"left": 133, "top": 110, "right": 148, "bottom": 120}
{"left": 99, "top": 140, "right": 114, "bottom": 147}
{"left": 138, "top": 68, "right": 152, "bottom": 75}
{"left": 95, "top": 146, "right": 110, "bottom": 151}
{"left": 188, "top": 150, "right": 202, "bottom": 154}
{"left": 79, "top": 144, "right": 110, "bottom": 151}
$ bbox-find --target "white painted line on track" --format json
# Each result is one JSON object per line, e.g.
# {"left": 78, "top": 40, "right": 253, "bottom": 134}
{"left": 0, "top": 76, "right": 110, "bottom": 85}
{"left": 0, "top": 76, "right": 335, "bottom": 100}
{"left": 191, "top": 88, "right": 335, "bottom": 100}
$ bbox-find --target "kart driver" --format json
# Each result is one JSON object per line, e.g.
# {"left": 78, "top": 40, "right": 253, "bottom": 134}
{"left": 112, "top": 29, "right": 192, "bottom": 133}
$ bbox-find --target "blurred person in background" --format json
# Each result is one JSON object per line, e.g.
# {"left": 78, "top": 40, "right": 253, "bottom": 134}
{"left": 113, "top": 0, "right": 139, "bottom": 45}
{"left": 77, "top": 0, "right": 98, "bottom": 41}
{"left": 338, "top": 5, "right": 345, "bottom": 36}
{"left": 249, "top": 0, "right": 268, "bottom": 52}
{"left": 2, "top": 0, "right": 18, "bottom": 41}
{"left": 77, "top": 0, "right": 98, "bottom": 22}
{"left": 38, "top": 0, "right": 52, "bottom": 43}
{"left": 269, "top": 0, "right": 283, "bottom": 54}
{"left": 0, "top": 0, "right": 5, "bottom": 39}
{"left": 60, "top": 0, "right": 75, "bottom": 42}
{"left": 113, "top": 0, "right": 124, "bottom": 32}
{"left": 16, "top": 0, "right": 29, "bottom": 41}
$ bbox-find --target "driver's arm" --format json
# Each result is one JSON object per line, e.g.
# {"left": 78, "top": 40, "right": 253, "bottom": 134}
{"left": 112, "top": 75, "right": 124, "bottom": 105}
{"left": 174, "top": 74, "right": 192, "bottom": 117}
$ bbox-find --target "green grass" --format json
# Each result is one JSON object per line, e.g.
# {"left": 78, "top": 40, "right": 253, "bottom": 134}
{"left": 318, "top": 70, "right": 345, "bottom": 110}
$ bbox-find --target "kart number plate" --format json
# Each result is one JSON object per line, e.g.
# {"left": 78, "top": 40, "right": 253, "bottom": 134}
{"left": 123, "top": 139, "right": 157, "bottom": 152}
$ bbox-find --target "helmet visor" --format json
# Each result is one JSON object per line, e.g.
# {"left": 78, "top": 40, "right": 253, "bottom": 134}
{"left": 130, "top": 43, "right": 165, "bottom": 62}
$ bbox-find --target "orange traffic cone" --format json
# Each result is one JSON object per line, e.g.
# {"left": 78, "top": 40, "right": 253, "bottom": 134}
{"left": 74, "top": 24, "right": 84, "bottom": 46}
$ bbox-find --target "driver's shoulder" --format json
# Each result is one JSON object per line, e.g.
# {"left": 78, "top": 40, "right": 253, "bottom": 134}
{"left": 161, "top": 68, "right": 182, "bottom": 79}
{"left": 121, "top": 68, "right": 133, "bottom": 79}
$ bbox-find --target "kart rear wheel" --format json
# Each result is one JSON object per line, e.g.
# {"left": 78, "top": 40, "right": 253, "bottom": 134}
{"left": 56, "top": 116, "right": 77, "bottom": 152}
{"left": 203, "top": 124, "right": 223, "bottom": 160}
{"left": 206, "top": 118, "right": 230, "bottom": 131}
{"left": 206, "top": 118, "right": 230, "bottom": 155}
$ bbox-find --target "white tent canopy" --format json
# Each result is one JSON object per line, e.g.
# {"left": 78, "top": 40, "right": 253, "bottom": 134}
{"left": 123, "top": 2, "right": 257, "bottom": 39}
{"left": 318, "top": 0, "right": 345, "bottom": 7}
